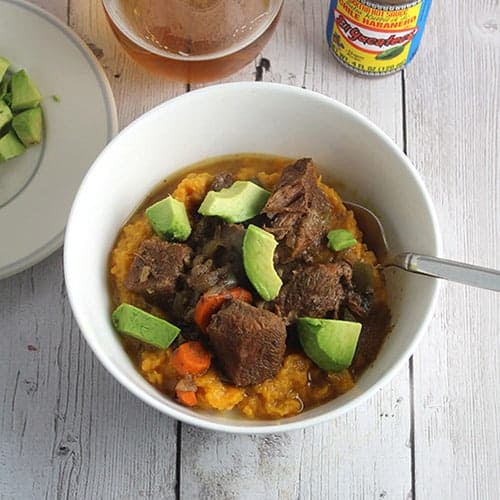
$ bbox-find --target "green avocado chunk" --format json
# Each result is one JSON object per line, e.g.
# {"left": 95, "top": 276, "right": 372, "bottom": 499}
{"left": 0, "top": 57, "right": 9, "bottom": 81}
{"left": 12, "top": 107, "right": 42, "bottom": 146}
{"left": 243, "top": 224, "right": 282, "bottom": 301}
{"left": 297, "top": 317, "right": 362, "bottom": 372}
{"left": 111, "top": 303, "right": 180, "bottom": 349}
{"left": 327, "top": 229, "right": 357, "bottom": 251}
{"left": 10, "top": 69, "right": 42, "bottom": 111}
{"left": 0, "top": 99, "right": 13, "bottom": 130}
{"left": 146, "top": 195, "right": 191, "bottom": 241}
{"left": 0, "top": 79, "right": 9, "bottom": 100}
{"left": 198, "top": 180, "right": 270, "bottom": 223}
{"left": 0, "top": 131, "right": 26, "bottom": 162}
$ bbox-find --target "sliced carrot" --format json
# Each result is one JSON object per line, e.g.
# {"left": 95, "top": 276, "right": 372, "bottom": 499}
{"left": 176, "top": 389, "right": 197, "bottom": 407}
{"left": 171, "top": 341, "right": 211, "bottom": 376}
{"left": 194, "top": 287, "right": 253, "bottom": 333}
{"left": 228, "top": 287, "right": 253, "bottom": 303}
{"left": 193, "top": 294, "right": 225, "bottom": 333}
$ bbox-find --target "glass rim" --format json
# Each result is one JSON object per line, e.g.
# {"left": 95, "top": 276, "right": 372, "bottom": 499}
{"left": 102, "top": 0, "right": 284, "bottom": 62}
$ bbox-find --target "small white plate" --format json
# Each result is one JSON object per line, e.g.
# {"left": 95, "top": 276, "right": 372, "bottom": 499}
{"left": 0, "top": 0, "right": 118, "bottom": 279}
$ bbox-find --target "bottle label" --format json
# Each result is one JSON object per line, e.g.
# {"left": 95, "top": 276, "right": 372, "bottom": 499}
{"left": 326, "top": 0, "right": 432, "bottom": 75}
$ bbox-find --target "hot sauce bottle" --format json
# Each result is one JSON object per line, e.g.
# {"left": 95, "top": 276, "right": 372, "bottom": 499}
{"left": 326, "top": 0, "right": 432, "bottom": 76}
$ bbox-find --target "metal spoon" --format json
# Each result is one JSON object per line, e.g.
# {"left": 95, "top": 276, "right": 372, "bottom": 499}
{"left": 344, "top": 201, "right": 500, "bottom": 292}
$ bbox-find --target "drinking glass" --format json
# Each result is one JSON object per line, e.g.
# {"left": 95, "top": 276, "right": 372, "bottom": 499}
{"left": 102, "top": 0, "right": 284, "bottom": 83}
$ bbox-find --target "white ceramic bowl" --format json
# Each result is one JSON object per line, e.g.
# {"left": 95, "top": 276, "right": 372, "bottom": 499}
{"left": 64, "top": 82, "right": 442, "bottom": 434}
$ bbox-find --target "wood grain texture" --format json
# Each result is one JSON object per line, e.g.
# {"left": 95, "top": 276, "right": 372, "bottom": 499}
{"left": 181, "top": 377, "right": 412, "bottom": 500}
{"left": 405, "top": 0, "right": 500, "bottom": 498}
{"left": 0, "top": 251, "right": 178, "bottom": 499}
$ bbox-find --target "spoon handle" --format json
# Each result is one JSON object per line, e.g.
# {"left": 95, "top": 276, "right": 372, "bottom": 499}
{"left": 392, "top": 253, "right": 500, "bottom": 292}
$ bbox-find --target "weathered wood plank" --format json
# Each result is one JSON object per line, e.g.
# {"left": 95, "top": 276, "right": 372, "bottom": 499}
{"left": 182, "top": 2, "right": 412, "bottom": 499}
{"left": 180, "top": 428, "right": 302, "bottom": 499}
{"left": 181, "top": 376, "right": 411, "bottom": 500}
{"left": 406, "top": 1, "right": 500, "bottom": 498}
{"left": 0, "top": 251, "right": 178, "bottom": 499}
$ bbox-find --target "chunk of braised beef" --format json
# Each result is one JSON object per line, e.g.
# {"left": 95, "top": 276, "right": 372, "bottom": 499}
{"left": 165, "top": 217, "right": 247, "bottom": 322}
{"left": 209, "top": 171, "right": 235, "bottom": 192}
{"left": 124, "top": 239, "right": 192, "bottom": 305}
{"left": 188, "top": 221, "right": 247, "bottom": 285}
{"left": 187, "top": 255, "right": 229, "bottom": 294}
{"left": 206, "top": 300, "right": 287, "bottom": 386}
{"left": 219, "top": 223, "right": 245, "bottom": 255}
{"left": 346, "top": 288, "right": 373, "bottom": 318}
{"left": 211, "top": 223, "right": 247, "bottom": 283}
{"left": 262, "top": 158, "right": 332, "bottom": 262}
{"left": 168, "top": 277, "right": 198, "bottom": 323}
{"left": 188, "top": 216, "right": 221, "bottom": 250}
{"left": 189, "top": 217, "right": 243, "bottom": 256}
{"left": 273, "top": 262, "right": 353, "bottom": 323}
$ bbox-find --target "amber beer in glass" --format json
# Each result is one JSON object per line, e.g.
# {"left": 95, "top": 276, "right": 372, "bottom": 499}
{"left": 102, "top": 0, "right": 284, "bottom": 83}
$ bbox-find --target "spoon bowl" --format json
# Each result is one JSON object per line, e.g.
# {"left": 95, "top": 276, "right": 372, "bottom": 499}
{"left": 345, "top": 201, "right": 500, "bottom": 292}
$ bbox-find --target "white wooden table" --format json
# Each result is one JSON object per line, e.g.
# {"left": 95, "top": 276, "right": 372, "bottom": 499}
{"left": 1, "top": 1, "right": 499, "bottom": 498}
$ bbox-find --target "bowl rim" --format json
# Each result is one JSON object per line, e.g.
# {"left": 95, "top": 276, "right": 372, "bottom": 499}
{"left": 64, "top": 81, "right": 442, "bottom": 434}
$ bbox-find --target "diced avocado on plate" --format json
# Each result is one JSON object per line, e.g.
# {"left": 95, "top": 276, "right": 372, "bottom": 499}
{"left": 0, "top": 131, "right": 26, "bottom": 162}
{"left": 0, "top": 99, "right": 13, "bottom": 130}
{"left": 0, "top": 80, "right": 9, "bottom": 101}
{"left": 0, "top": 57, "right": 9, "bottom": 82}
{"left": 297, "top": 317, "right": 362, "bottom": 372}
{"left": 198, "top": 180, "right": 270, "bottom": 223}
{"left": 0, "top": 59, "right": 44, "bottom": 164}
{"left": 146, "top": 195, "right": 192, "bottom": 241}
{"left": 112, "top": 303, "right": 180, "bottom": 349}
{"left": 12, "top": 107, "right": 42, "bottom": 146}
{"left": 10, "top": 69, "right": 41, "bottom": 111}
{"left": 243, "top": 224, "right": 282, "bottom": 301}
